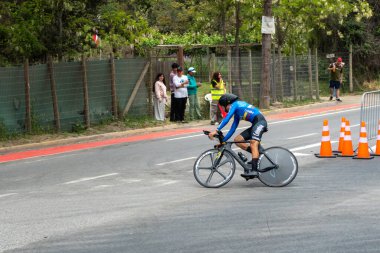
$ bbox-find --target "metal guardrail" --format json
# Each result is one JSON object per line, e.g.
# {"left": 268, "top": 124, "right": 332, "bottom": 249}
{"left": 360, "top": 90, "right": 380, "bottom": 140}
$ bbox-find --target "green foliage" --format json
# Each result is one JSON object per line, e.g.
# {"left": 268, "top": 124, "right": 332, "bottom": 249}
{"left": 0, "top": 119, "right": 9, "bottom": 141}
{"left": 123, "top": 115, "right": 164, "bottom": 128}
{"left": 72, "top": 122, "right": 87, "bottom": 133}
{"left": 0, "top": 0, "right": 379, "bottom": 84}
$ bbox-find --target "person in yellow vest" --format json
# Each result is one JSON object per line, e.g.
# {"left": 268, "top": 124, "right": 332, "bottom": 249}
{"left": 210, "top": 72, "right": 226, "bottom": 125}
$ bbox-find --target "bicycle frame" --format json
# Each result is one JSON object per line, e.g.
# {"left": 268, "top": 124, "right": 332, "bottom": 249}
{"left": 218, "top": 141, "right": 278, "bottom": 174}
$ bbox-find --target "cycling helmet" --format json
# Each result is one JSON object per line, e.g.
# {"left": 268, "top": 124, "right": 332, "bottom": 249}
{"left": 219, "top": 93, "right": 239, "bottom": 107}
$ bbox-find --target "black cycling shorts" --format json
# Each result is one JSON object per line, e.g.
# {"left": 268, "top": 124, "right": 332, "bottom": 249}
{"left": 329, "top": 80, "right": 341, "bottom": 89}
{"left": 240, "top": 115, "right": 268, "bottom": 142}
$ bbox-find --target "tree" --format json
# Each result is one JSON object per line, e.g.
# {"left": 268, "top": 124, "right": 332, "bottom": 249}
{"left": 260, "top": 0, "right": 272, "bottom": 109}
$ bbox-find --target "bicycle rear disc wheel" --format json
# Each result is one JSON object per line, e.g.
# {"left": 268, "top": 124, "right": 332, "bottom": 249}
{"left": 258, "top": 147, "right": 298, "bottom": 187}
{"left": 193, "top": 149, "right": 236, "bottom": 188}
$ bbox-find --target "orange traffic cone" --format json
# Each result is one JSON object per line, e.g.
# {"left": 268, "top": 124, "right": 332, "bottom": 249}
{"left": 338, "top": 120, "right": 354, "bottom": 157}
{"left": 374, "top": 120, "right": 380, "bottom": 156}
{"left": 353, "top": 121, "right": 374, "bottom": 159}
{"left": 333, "top": 117, "right": 346, "bottom": 153}
{"left": 315, "top": 119, "right": 336, "bottom": 158}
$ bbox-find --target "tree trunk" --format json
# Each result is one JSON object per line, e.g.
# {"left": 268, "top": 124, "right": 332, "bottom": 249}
{"left": 260, "top": 0, "right": 272, "bottom": 109}
{"left": 234, "top": 0, "right": 243, "bottom": 98}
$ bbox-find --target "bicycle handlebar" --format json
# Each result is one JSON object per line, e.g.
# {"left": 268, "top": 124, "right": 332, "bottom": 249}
{"left": 203, "top": 130, "right": 251, "bottom": 145}
{"left": 203, "top": 130, "right": 225, "bottom": 144}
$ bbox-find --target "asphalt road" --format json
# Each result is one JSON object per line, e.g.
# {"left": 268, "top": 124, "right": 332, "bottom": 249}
{"left": 1, "top": 105, "right": 380, "bottom": 253}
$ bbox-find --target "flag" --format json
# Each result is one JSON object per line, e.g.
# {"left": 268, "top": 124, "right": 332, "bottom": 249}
{"left": 92, "top": 34, "right": 100, "bottom": 47}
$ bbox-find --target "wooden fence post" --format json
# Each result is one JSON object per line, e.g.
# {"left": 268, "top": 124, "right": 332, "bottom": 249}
{"left": 271, "top": 47, "right": 277, "bottom": 102}
{"left": 227, "top": 48, "right": 232, "bottom": 93}
{"left": 110, "top": 52, "right": 118, "bottom": 118}
{"left": 308, "top": 48, "right": 313, "bottom": 99}
{"left": 292, "top": 45, "right": 298, "bottom": 101}
{"left": 278, "top": 47, "right": 284, "bottom": 101}
{"left": 315, "top": 48, "right": 320, "bottom": 100}
{"left": 24, "top": 58, "right": 31, "bottom": 133}
{"left": 177, "top": 46, "right": 184, "bottom": 68}
{"left": 349, "top": 43, "right": 353, "bottom": 93}
{"left": 47, "top": 56, "right": 61, "bottom": 132}
{"left": 148, "top": 50, "right": 154, "bottom": 116}
{"left": 81, "top": 55, "right": 90, "bottom": 128}
{"left": 248, "top": 48, "right": 253, "bottom": 103}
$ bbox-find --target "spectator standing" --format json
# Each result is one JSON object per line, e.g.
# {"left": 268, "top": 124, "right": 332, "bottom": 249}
{"left": 210, "top": 71, "right": 226, "bottom": 125}
{"left": 173, "top": 67, "right": 189, "bottom": 123}
{"left": 187, "top": 67, "right": 202, "bottom": 121}
{"left": 169, "top": 63, "right": 179, "bottom": 121}
{"left": 153, "top": 73, "right": 168, "bottom": 121}
{"left": 328, "top": 57, "right": 345, "bottom": 102}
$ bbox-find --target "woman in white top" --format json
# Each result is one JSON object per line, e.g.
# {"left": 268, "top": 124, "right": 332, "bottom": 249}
{"left": 172, "top": 66, "right": 189, "bottom": 122}
{"left": 153, "top": 73, "right": 168, "bottom": 121}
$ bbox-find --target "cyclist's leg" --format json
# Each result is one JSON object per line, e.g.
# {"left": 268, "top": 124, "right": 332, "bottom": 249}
{"left": 234, "top": 127, "right": 252, "bottom": 151}
{"left": 242, "top": 119, "right": 267, "bottom": 177}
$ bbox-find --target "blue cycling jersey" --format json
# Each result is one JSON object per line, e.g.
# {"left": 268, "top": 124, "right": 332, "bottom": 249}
{"left": 217, "top": 101, "right": 262, "bottom": 141}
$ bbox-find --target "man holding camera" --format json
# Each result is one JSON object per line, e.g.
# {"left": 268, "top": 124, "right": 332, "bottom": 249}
{"left": 328, "top": 57, "right": 345, "bottom": 102}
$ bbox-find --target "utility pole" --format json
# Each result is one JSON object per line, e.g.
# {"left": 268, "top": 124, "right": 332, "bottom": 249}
{"left": 260, "top": 0, "right": 273, "bottom": 109}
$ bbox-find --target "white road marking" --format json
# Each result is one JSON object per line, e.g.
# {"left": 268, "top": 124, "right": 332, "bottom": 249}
{"left": 287, "top": 133, "right": 318, "bottom": 140}
{"left": 0, "top": 193, "right": 18, "bottom": 198}
{"left": 156, "top": 157, "right": 197, "bottom": 166}
{"left": 63, "top": 173, "right": 119, "bottom": 185}
{"left": 120, "top": 179, "right": 142, "bottom": 183}
{"left": 269, "top": 107, "right": 360, "bottom": 125}
{"left": 167, "top": 134, "right": 204, "bottom": 141}
{"left": 92, "top": 185, "right": 112, "bottom": 189}
{"left": 290, "top": 141, "right": 338, "bottom": 152}
{"left": 153, "top": 180, "right": 178, "bottom": 186}
{"left": 293, "top": 152, "right": 312, "bottom": 157}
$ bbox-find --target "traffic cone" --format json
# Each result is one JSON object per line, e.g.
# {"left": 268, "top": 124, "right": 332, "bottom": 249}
{"left": 315, "top": 119, "right": 336, "bottom": 158}
{"left": 338, "top": 120, "right": 354, "bottom": 157}
{"left": 353, "top": 121, "right": 374, "bottom": 159}
{"left": 333, "top": 117, "right": 346, "bottom": 153}
{"left": 373, "top": 120, "right": 380, "bottom": 156}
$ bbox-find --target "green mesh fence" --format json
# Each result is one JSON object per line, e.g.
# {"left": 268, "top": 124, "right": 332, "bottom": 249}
{"left": 0, "top": 66, "right": 25, "bottom": 133}
{"left": 0, "top": 58, "right": 149, "bottom": 134}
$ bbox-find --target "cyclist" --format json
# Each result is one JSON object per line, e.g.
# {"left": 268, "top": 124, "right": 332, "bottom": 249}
{"left": 208, "top": 93, "right": 268, "bottom": 179}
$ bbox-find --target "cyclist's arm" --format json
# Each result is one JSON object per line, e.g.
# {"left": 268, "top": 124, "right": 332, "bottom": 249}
{"left": 217, "top": 103, "right": 236, "bottom": 130}
{"left": 222, "top": 115, "right": 239, "bottom": 142}
{"left": 217, "top": 103, "right": 238, "bottom": 141}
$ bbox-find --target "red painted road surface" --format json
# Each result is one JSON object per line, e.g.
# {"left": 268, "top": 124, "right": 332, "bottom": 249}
{"left": 0, "top": 103, "right": 360, "bottom": 163}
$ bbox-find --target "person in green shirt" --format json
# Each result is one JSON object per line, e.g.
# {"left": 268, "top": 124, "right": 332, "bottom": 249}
{"left": 187, "top": 67, "right": 202, "bottom": 120}
{"left": 328, "top": 57, "right": 344, "bottom": 102}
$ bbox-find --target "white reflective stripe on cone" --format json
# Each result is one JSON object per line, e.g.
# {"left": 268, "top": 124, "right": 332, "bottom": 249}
{"left": 360, "top": 127, "right": 367, "bottom": 133}
{"left": 359, "top": 137, "right": 368, "bottom": 143}
{"left": 340, "top": 132, "right": 345, "bottom": 137}
{"left": 323, "top": 126, "right": 329, "bottom": 131}
{"left": 344, "top": 135, "right": 352, "bottom": 140}
{"left": 321, "top": 136, "right": 330, "bottom": 142}
{"left": 377, "top": 135, "right": 380, "bottom": 140}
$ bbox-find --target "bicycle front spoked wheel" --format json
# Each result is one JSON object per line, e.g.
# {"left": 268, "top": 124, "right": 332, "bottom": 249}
{"left": 258, "top": 147, "right": 298, "bottom": 187}
{"left": 193, "top": 149, "right": 236, "bottom": 188}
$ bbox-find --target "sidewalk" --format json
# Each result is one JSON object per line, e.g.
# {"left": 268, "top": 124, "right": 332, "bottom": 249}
{"left": 0, "top": 95, "right": 361, "bottom": 159}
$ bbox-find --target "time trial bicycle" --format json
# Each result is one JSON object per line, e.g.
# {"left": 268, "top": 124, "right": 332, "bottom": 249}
{"left": 193, "top": 130, "right": 298, "bottom": 188}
